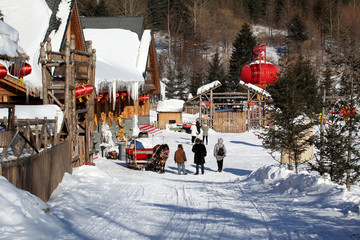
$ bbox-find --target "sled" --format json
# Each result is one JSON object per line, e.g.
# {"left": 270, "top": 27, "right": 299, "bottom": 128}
{"left": 125, "top": 147, "right": 153, "bottom": 170}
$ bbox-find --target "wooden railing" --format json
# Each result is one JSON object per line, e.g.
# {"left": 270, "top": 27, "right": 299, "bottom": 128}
{"left": 0, "top": 116, "right": 58, "bottom": 160}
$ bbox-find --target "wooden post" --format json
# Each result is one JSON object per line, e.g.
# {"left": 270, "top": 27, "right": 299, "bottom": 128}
{"left": 64, "top": 41, "right": 70, "bottom": 132}
{"left": 210, "top": 90, "right": 213, "bottom": 127}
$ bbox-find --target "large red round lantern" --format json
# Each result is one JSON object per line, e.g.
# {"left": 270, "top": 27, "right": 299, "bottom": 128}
{"left": 0, "top": 64, "right": 7, "bottom": 79}
{"left": 9, "top": 62, "right": 32, "bottom": 77}
{"left": 240, "top": 63, "right": 279, "bottom": 86}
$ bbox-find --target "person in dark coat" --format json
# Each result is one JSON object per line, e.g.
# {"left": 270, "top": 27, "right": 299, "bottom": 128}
{"left": 196, "top": 119, "right": 201, "bottom": 134}
{"left": 214, "top": 138, "right": 226, "bottom": 172}
{"left": 192, "top": 138, "right": 207, "bottom": 174}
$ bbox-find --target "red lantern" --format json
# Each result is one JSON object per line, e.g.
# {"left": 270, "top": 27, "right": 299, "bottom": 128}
{"left": 240, "top": 63, "right": 279, "bottom": 86}
{"left": 248, "top": 102, "right": 254, "bottom": 106}
{"left": 138, "top": 95, "right": 149, "bottom": 101}
{"left": 75, "top": 85, "right": 87, "bottom": 98}
{"left": 9, "top": 62, "right": 32, "bottom": 77}
{"left": 0, "top": 64, "right": 7, "bottom": 79}
{"left": 84, "top": 85, "right": 94, "bottom": 96}
{"left": 205, "top": 103, "right": 211, "bottom": 107}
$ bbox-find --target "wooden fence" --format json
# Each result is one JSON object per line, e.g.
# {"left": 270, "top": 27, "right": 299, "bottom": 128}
{"left": 0, "top": 116, "right": 73, "bottom": 201}
{"left": 0, "top": 140, "right": 72, "bottom": 201}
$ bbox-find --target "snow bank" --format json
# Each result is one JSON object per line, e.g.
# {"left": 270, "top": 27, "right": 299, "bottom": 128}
{"left": 0, "top": 176, "right": 67, "bottom": 238}
{"left": 245, "top": 165, "right": 360, "bottom": 215}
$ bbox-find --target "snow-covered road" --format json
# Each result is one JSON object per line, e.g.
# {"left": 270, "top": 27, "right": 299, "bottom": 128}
{"left": 43, "top": 130, "right": 360, "bottom": 240}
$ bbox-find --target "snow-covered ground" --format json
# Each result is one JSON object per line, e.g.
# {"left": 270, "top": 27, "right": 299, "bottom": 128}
{"left": 1, "top": 121, "right": 360, "bottom": 239}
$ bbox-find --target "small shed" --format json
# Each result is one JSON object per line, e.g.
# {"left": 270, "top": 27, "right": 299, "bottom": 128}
{"left": 157, "top": 99, "right": 184, "bottom": 129}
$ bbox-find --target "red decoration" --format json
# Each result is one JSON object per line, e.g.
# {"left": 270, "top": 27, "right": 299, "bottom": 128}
{"left": 75, "top": 85, "right": 93, "bottom": 98}
{"left": 138, "top": 95, "right": 149, "bottom": 101}
{"left": 240, "top": 63, "right": 279, "bottom": 86}
{"left": 9, "top": 62, "right": 32, "bottom": 77}
{"left": 240, "top": 44, "right": 279, "bottom": 89}
{"left": 248, "top": 102, "right": 254, "bottom": 106}
{"left": 205, "top": 103, "right": 211, "bottom": 107}
{"left": 0, "top": 65, "right": 7, "bottom": 79}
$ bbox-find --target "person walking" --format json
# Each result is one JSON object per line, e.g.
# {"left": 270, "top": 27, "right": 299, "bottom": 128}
{"left": 192, "top": 138, "right": 207, "bottom": 174}
{"left": 190, "top": 122, "right": 197, "bottom": 144}
{"left": 201, "top": 123, "right": 209, "bottom": 145}
{"left": 214, "top": 138, "right": 226, "bottom": 172}
{"left": 196, "top": 119, "right": 201, "bottom": 134}
{"left": 174, "top": 144, "right": 187, "bottom": 175}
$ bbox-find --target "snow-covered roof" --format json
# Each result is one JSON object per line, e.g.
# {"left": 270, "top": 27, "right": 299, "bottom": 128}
{"left": 83, "top": 28, "right": 151, "bottom": 101}
{"left": 0, "top": 21, "right": 27, "bottom": 60}
{"left": 157, "top": 99, "right": 185, "bottom": 112}
{"left": 238, "top": 80, "right": 271, "bottom": 98}
{"left": 197, "top": 80, "right": 221, "bottom": 95}
{"left": 0, "top": 0, "right": 71, "bottom": 91}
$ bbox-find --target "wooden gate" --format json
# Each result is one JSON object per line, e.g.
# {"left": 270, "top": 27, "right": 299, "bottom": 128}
{"left": 213, "top": 112, "right": 246, "bottom": 133}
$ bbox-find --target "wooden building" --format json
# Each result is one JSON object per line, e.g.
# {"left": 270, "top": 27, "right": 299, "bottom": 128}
{"left": 0, "top": 0, "right": 95, "bottom": 201}
{"left": 81, "top": 16, "right": 161, "bottom": 136}
{"left": 186, "top": 81, "right": 270, "bottom": 133}
{"left": 156, "top": 99, "right": 185, "bottom": 129}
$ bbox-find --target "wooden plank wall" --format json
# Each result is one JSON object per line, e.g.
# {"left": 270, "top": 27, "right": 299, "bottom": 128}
{"left": 213, "top": 112, "right": 246, "bottom": 133}
{"left": 158, "top": 112, "right": 182, "bottom": 129}
{"left": 0, "top": 139, "right": 72, "bottom": 202}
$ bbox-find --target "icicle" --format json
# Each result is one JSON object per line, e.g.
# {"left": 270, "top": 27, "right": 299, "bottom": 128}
{"left": 112, "top": 81, "right": 116, "bottom": 111}
{"left": 108, "top": 84, "right": 112, "bottom": 105}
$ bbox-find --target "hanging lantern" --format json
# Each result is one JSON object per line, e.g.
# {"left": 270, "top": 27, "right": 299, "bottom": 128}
{"left": 8, "top": 62, "right": 32, "bottom": 85}
{"left": 0, "top": 64, "right": 7, "bottom": 79}
{"left": 97, "top": 93, "right": 103, "bottom": 102}
{"left": 205, "top": 103, "right": 211, "bottom": 107}
{"left": 248, "top": 102, "right": 254, "bottom": 106}
{"left": 138, "top": 95, "right": 149, "bottom": 101}
{"left": 9, "top": 62, "right": 32, "bottom": 77}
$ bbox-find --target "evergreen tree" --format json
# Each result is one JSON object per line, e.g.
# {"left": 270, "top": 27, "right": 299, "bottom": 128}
{"left": 164, "top": 68, "right": 177, "bottom": 99}
{"left": 190, "top": 70, "right": 205, "bottom": 97}
{"left": 267, "top": 56, "right": 319, "bottom": 173}
{"left": 147, "top": 0, "right": 167, "bottom": 30}
{"left": 206, "top": 51, "right": 227, "bottom": 91}
{"left": 174, "top": 67, "right": 188, "bottom": 100}
{"left": 94, "top": 0, "right": 109, "bottom": 17}
{"left": 310, "top": 101, "right": 358, "bottom": 184}
{"left": 228, "top": 23, "right": 256, "bottom": 92}
{"left": 286, "top": 14, "right": 308, "bottom": 54}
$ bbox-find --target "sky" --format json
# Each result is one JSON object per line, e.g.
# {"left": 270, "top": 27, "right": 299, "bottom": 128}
{"left": 1, "top": 110, "right": 360, "bottom": 240}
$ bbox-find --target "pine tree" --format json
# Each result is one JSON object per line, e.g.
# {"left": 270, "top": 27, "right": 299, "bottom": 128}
{"left": 174, "top": 67, "right": 188, "bottom": 100}
{"left": 206, "top": 51, "right": 227, "bottom": 91}
{"left": 190, "top": 70, "right": 205, "bottom": 97}
{"left": 228, "top": 23, "right": 256, "bottom": 92}
{"left": 94, "top": 0, "right": 109, "bottom": 17}
{"left": 286, "top": 14, "right": 308, "bottom": 54}
{"left": 267, "top": 56, "right": 320, "bottom": 173}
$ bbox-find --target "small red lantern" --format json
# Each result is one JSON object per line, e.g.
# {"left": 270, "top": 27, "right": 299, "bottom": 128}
{"left": 138, "top": 95, "right": 149, "bottom": 101}
{"left": 205, "top": 103, "right": 211, "bottom": 107}
{"left": 0, "top": 64, "right": 7, "bottom": 79}
{"left": 248, "top": 102, "right": 254, "bottom": 106}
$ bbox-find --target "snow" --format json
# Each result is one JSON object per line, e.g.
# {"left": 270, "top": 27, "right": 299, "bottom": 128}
{"left": 239, "top": 80, "right": 271, "bottom": 98}
{"left": 0, "top": 105, "right": 64, "bottom": 133}
{"left": 1, "top": 113, "right": 360, "bottom": 239}
{"left": 197, "top": 80, "right": 221, "bottom": 95}
{"left": 0, "top": 21, "right": 27, "bottom": 59}
{"left": 157, "top": 99, "right": 185, "bottom": 112}
{"left": 0, "top": 0, "right": 63, "bottom": 91}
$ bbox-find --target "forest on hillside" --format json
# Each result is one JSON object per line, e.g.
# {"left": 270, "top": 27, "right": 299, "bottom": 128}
{"left": 78, "top": 0, "right": 360, "bottom": 188}
{"left": 78, "top": 0, "right": 360, "bottom": 98}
